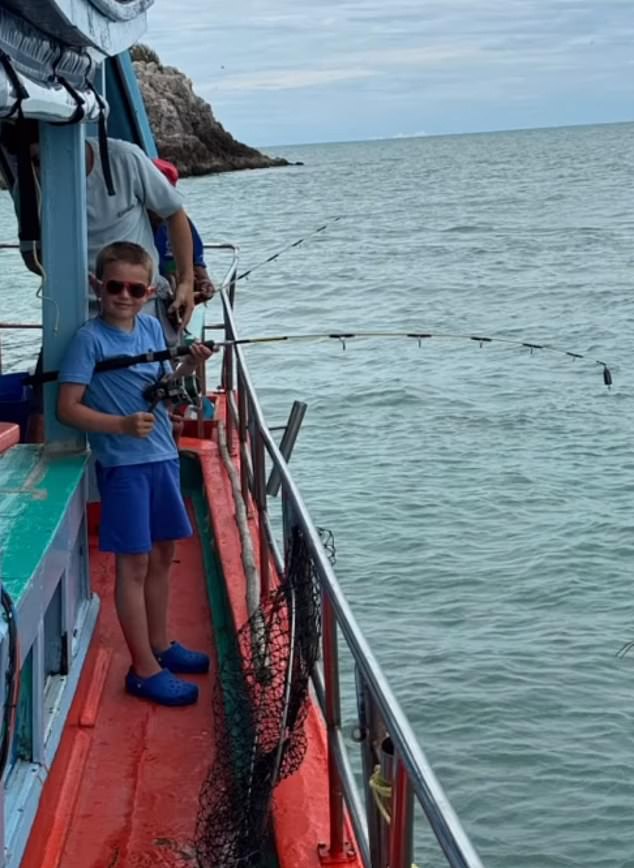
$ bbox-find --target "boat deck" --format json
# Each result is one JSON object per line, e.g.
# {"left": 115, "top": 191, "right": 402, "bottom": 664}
{"left": 21, "top": 508, "right": 217, "bottom": 868}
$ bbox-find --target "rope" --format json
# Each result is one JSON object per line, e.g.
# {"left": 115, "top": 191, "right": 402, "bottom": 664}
{"left": 215, "top": 421, "right": 270, "bottom": 681}
{"left": 216, "top": 420, "right": 260, "bottom": 618}
{"left": 369, "top": 765, "right": 393, "bottom": 823}
{"left": 29, "top": 191, "right": 61, "bottom": 336}
{"left": 368, "top": 765, "right": 421, "bottom": 867}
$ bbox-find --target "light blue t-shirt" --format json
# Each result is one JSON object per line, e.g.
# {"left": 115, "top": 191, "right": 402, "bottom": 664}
{"left": 58, "top": 314, "right": 178, "bottom": 468}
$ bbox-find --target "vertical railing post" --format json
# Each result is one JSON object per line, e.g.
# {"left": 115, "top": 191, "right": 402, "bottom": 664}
{"left": 319, "top": 591, "right": 348, "bottom": 862}
{"left": 251, "top": 425, "right": 269, "bottom": 597}
{"left": 196, "top": 357, "right": 205, "bottom": 439}
{"left": 228, "top": 275, "right": 237, "bottom": 310}
{"left": 355, "top": 670, "right": 386, "bottom": 867}
{"left": 379, "top": 738, "right": 394, "bottom": 866}
{"left": 237, "top": 366, "right": 250, "bottom": 511}
{"left": 389, "top": 756, "right": 414, "bottom": 868}
{"left": 222, "top": 305, "right": 235, "bottom": 451}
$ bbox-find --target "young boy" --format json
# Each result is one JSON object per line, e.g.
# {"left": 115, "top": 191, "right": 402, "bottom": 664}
{"left": 57, "top": 241, "right": 212, "bottom": 707}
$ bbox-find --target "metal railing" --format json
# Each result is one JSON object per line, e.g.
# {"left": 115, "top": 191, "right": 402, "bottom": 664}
{"left": 0, "top": 241, "right": 485, "bottom": 866}
{"left": 210, "top": 246, "right": 485, "bottom": 868}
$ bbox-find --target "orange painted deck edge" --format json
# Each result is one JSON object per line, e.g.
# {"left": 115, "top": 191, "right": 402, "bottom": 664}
{"left": 0, "top": 422, "right": 20, "bottom": 453}
{"left": 78, "top": 647, "right": 112, "bottom": 728}
{"left": 185, "top": 407, "right": 364, "bottom": 868}
{"left": 37, "top": 730, "right": 91, "bottom": 868}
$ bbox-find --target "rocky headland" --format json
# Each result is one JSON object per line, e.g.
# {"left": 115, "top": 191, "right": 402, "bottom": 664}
{"left": 131, "top": 43, "right": 290, "bottom": 176}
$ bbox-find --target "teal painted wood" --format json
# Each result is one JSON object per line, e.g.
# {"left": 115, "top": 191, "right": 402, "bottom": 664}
{"left": 3, "top": 597, "right": 100, "bottom": 868}
{"left": 0, "top": 445, "right": 89, "bottom": 601}
{"left": 40, "top": 123, "right": 88, "bottom": 448}
{"left": 0, "top": 438, "right": 96, "bottom": 868}
{"left": 106, "top": 52, "right": 158, "bottom": 157}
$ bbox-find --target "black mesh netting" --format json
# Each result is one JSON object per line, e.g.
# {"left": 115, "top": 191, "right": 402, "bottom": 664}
{"left": 195, "top": 527, "right": 333, "bottom": 867}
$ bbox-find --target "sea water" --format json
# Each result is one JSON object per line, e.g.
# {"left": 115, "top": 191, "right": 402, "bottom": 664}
{"left": 1, "top": 122, "right": 633, "bottom": 867}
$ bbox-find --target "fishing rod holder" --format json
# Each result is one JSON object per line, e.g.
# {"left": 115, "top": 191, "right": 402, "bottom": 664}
{"left": 266, "top": 400, "right": 307, "bottom": 497}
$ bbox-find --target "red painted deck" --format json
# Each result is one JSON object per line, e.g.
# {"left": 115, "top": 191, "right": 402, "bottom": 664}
{"left": 22, "top": 509, "right": 217, "bottom": 868}
{"left": 23, "top": 415, "right": 363, "bottom": 868}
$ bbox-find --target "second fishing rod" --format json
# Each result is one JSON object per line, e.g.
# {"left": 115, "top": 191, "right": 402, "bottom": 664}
{"left": 24, "top": 329, "right": 614, "bottom": 388}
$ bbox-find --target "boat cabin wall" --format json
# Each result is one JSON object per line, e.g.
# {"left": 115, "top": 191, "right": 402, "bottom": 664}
{"left": 0, "top": 5, "right": 157, "bottom": 867}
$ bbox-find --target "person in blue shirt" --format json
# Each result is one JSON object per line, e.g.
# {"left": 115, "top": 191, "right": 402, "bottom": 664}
{"left": 57, "top": 240, "right": 212, "bottom": 707}
{"left": 152, "top": 158, "right": 216, "bottom": 305}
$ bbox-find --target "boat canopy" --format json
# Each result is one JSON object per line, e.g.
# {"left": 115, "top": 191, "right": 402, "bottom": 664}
{"left": 0, "top": 0, "right": 151, "bottom": 121}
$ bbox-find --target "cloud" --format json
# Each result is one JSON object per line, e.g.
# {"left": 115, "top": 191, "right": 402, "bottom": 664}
{"left": 143, "top": 0, "right": 634, "bottom": 145}
{"left": 211, "top": 67, "right": 375, "bottom": 93}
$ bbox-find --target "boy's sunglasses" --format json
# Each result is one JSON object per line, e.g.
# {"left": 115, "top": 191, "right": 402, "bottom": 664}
{"left": 103, "top": 279, "right": 149, "bottom": 299}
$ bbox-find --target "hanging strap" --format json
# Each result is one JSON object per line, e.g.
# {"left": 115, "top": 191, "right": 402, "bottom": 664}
{"left": 86, "top": 81, "right": 115, "bottom": 196}
{"left": 0, "top": 49, "right": 29, "bottom": 119}
{"left": 54, "top": 76, "right": 86, "bottom": 126}
{"left": 0, "top": 51, "right": 40, "bottom": 244}
{"left": 14, "top": 109, "right": 40, "bottom": 244}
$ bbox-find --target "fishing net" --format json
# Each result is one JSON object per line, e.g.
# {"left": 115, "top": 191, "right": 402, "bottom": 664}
{"left": 195, "top": 526, "right": 334, "bottom": 868}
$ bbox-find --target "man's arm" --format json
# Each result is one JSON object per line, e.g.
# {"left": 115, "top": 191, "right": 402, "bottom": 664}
{"left": 170, "top": 341, "right": 213, "bottom": 380}
{"left": 166, "top": 208, "right": 195, "bottom": 326}
{"left": 58, "top": 383, "right": 155, "bottom": 437}
{"left": 125, "top": 144, "right": 195, "bottom": 326}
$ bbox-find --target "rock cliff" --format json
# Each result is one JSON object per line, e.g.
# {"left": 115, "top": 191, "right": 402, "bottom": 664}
{"left": 131, "top": 43, "right": 289, "bottom": 175}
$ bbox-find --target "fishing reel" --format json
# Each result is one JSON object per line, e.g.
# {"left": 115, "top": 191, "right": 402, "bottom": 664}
{"left": 143, "top": 374, "right": 200, "bottom": 412}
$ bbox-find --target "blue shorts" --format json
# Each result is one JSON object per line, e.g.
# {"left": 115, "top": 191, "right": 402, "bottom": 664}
{"left": 95, "top": 459, "right": 192, "bottom": 555}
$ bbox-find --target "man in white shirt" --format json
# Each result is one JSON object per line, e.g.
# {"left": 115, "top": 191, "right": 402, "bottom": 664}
{"left": 84, "top": 136, "right": 194, "bottom": 328}
{"left": 2, "top": 120, "right": 195, "bottom": 329}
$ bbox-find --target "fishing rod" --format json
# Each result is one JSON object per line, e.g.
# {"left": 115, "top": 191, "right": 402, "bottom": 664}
{"left": 0, "top": 215, "right": 344, "bottom": 282}
{"left": 232, "top": 216, "right": 343, "bottom": 283}
{"left": 24, "top": 329, "right": 613, "bottom": 387}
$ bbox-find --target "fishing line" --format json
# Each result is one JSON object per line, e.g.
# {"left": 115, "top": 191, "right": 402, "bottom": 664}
{"left": 1, "top": 216, "right": 344, "bottom": 288}
{"left": 231, "top": 216, "right": 343, "bottom": 283}
{"left": 25, "top": 329, "right": 613, "bottom": 387}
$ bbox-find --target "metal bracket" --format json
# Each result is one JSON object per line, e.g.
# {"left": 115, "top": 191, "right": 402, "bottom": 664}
{"left": 318, "top": 842, "right": 358, "bottom": 865}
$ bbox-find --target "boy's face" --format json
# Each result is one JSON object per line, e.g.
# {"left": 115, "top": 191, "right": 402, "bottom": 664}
{"left": 96, "top": 261, "right": 154, "bottom": 326}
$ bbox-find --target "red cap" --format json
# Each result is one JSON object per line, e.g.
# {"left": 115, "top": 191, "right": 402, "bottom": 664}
{"left": 153, "top": 157, "right": 179, "bottom": 186}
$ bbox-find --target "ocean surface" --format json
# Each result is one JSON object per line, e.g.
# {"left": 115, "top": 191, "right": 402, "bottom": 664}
{"left": 1, "top": 122, "right": 634, "bottom": 867}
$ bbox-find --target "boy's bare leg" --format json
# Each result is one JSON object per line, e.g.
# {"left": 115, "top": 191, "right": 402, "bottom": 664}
{"left": 145, "top": 540, "right": 176, "bottom": 654}
{"left": 115, "top": 553, "right": 162, "bottom": 678}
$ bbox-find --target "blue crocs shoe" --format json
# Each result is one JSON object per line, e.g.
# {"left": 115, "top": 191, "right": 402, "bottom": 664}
{"left": 155, "top": 641, "right": 210, "bottom": 674}
{"left": 125, "top": 668, "right": 198, "bottom": 706}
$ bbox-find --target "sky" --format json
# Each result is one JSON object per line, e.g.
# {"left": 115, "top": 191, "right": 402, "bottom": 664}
{"left": 144, "top": 1, "right": 634, "bottom": 147}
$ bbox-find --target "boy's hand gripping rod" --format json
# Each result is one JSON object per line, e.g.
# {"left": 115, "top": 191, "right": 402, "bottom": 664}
{"left": 24, "top": 340, "right": 221, "bottom": 386}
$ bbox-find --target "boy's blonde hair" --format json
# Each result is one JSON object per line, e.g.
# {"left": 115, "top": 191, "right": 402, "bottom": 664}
{"left": 95, "top": 241, "right": 153, "bottom": 282}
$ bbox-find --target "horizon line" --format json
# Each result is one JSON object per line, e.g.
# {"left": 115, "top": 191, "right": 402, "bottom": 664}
{"left": 259, "top": 117, "right": 634, "bottom": 150}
